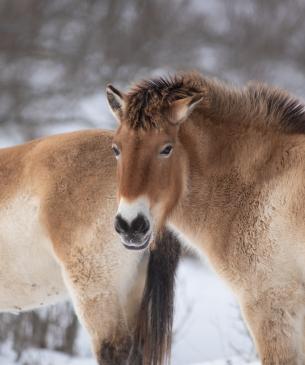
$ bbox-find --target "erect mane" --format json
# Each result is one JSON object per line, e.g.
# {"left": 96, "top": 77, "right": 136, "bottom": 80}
{"left": 246, "top": 83, "right": 305, "bottom": 134}
{"left": 124, "top": 72, "right": 305, "bottom": 134}
{"left": 125, "top": 73, "right": 203, "bottom": 130}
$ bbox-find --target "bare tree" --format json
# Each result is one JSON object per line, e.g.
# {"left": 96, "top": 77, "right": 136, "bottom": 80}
{"left": 0, "top": 0, "right": 212, "bottom": 139}
{"left": 0, "top": 303, "right": 78, "bottom": 360}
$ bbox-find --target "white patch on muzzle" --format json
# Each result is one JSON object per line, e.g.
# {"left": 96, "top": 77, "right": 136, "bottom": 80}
{"left": 117, "top": 196, "right": 152, "bottom": 226}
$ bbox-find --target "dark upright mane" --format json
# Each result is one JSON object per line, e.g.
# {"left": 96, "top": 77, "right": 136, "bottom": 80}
{"left": 247, "top": 83, "right": 305, "bottom": 134}
{"left": 125, "top": 74, "right": 202, "bottom": 130}
{"left": 124, "top": 72, "right": 305, "bottom": 134}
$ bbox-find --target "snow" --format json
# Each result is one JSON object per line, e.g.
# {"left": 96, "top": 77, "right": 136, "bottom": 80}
{"left": 80, "top": 93, "right": 115, "bottom": 130}
{"left": 0, "top": 351, "right": 259, "bottom": 365}
{"left": 0, "top": 355, "right": 15, "bottom": 365}
{"left": 171, "top": 259, "right": 255, "bottom": 365}
{"left": 0, "top": 350, "right": 95, "bottom": 365}
{"left": 195, "top": 361, "right": 260, "bottom": 365}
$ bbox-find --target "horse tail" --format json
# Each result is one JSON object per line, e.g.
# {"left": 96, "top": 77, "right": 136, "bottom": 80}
{"left": 130, "top": 229, "right": 181, "bottom": 365}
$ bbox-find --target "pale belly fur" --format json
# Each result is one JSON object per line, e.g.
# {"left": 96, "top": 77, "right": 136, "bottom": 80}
{"left": 0, "top": 193, "right": 67, "bottom": 313}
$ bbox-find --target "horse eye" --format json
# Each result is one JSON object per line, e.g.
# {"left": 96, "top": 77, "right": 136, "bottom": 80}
{"left": 112, "top": 144, "right": 121, "bottom": 159}
{"left": 160, "top": 144, "right": 173, "bottom": 157}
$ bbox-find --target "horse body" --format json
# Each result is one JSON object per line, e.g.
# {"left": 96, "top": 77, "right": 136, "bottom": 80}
{"left": 170, "top": 122, "right": 305, "bottom": 289}
{"left": 169, "top": 117, "right": 305, "bottom": 320}
{"left": 0, "top": 141, "right": 67, "bottom": 312}
{"left": 107, "top": 73, "right": 305, "bottom": 364}
{"left": 0, "top": 192, "right": 68, "bottom": 312}
{"left": 0, "top": 130, "right": 147, "bottom": 364}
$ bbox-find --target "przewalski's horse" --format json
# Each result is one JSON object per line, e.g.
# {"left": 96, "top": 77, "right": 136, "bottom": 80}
{"left": 0, "top": 129, "right": 180, "bottom": 365}
{"left": 107, "top": 72, "right": 305, "bottom": 365}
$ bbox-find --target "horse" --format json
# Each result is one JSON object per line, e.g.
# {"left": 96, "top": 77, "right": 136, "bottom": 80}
{"left": 0, "top": 129, "right": 180, "bottom": 365}
{"left": 106, "top": 71, "right": 305, "bottom": 365}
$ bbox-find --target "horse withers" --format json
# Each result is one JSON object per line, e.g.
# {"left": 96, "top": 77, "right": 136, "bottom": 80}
{"left": 0, "top": 130, "right": 180, "bottom": 365}
{"left": 107, "top": 72, "right": 305, "bottom": 364}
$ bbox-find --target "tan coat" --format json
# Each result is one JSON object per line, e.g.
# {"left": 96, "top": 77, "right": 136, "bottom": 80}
{"left": 107, "top": 72, "right": 305, "bottom": 365}
{"left": 0, "top": 130, "right": 146, "bottom": 364}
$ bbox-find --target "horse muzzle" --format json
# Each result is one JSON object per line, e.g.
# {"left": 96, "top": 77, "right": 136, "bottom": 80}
{"left": 114, "top": 213, "right": 152, "bottom": 250}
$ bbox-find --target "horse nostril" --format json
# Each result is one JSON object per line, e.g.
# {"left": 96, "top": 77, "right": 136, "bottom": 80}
{"left": 114, "top": 215, "right": 129, "bottom": 235}
{"left": 131, "top": 215, "right": 150, "bottom": 235}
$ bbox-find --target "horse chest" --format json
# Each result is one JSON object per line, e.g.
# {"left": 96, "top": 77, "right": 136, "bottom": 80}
{"left": 0, "top": 194, "right": 67, "bottom": 313}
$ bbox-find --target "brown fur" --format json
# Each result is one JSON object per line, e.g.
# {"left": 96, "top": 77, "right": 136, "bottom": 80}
{"left": 124, "top": 72, "right": 305, "bottom": 133}
{"left": 0, "top": 129, "right": 180, "bottom": 365}
{"left": 109, "top": 72, "right": 305, "bottom": 364}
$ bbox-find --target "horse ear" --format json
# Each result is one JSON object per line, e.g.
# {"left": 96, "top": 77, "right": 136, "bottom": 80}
{"left": 169, "top": 94, "right": 203, "bottom": 125}
{"left": 106, "top": 84, "right": 125, "bottom": 121}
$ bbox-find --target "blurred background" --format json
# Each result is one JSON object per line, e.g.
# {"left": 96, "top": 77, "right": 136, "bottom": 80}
{"left": 0, "top": 0, "right": 304, "bottom": 364}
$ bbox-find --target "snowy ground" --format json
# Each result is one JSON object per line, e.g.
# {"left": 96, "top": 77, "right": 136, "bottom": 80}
{"left": 0, "top": 258, "right": 258, "bottom": 365}
{"left": 0, "top": 351, "right": 259, "bottom": 365}
{"left": 171, "top": 259, "right": 255, "bottom": 364}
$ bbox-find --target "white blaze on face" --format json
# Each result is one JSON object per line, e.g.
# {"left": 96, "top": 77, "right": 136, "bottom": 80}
{"left": 117, "top": 196, "right": 152, "bottom": 227}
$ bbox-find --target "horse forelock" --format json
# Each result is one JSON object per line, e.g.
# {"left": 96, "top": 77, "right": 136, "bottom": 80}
{"left": 124, "top": 73, "right": 202, "bottom": 130}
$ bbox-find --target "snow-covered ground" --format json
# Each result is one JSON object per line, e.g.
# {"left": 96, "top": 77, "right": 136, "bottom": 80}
{"left": 171, "top": 259, "right": 255, "bottom": 364}
{"left": 0, "top": 351, "right": 259, "bottom": 365}
{"left": 0, "top": 258, "right": 257, "bottom": 365}
{"left": 0, "top": 355, "right": 260, "bottom": 365}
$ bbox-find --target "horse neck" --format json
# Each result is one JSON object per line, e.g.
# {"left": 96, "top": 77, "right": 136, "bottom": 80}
{"left": 169, "top": 108, "right": 285, "bottom": 251}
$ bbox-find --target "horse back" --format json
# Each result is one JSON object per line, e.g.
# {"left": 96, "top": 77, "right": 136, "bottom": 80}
{"left": 0, "top": 129, "right": 116, "bottom": 312}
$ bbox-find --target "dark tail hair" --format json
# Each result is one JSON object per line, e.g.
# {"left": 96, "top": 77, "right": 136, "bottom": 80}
{"left": 129, "top": 229, "right": 181, "bottom": 365}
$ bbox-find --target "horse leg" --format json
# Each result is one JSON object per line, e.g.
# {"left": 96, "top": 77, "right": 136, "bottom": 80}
{"left": 56, "top": 237, "right": 146, "bottom": 365}
{"left": 240, "top": 289, "right": 304, "bottom": 365}
{"left": 98, "top": 256, "right": 147, "bottom": 365}
{"left": 74, "top": 291, "right": 143, "bottom": 365}
{"left": 74, "top": 294, "right": 133, "bottom": 365}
